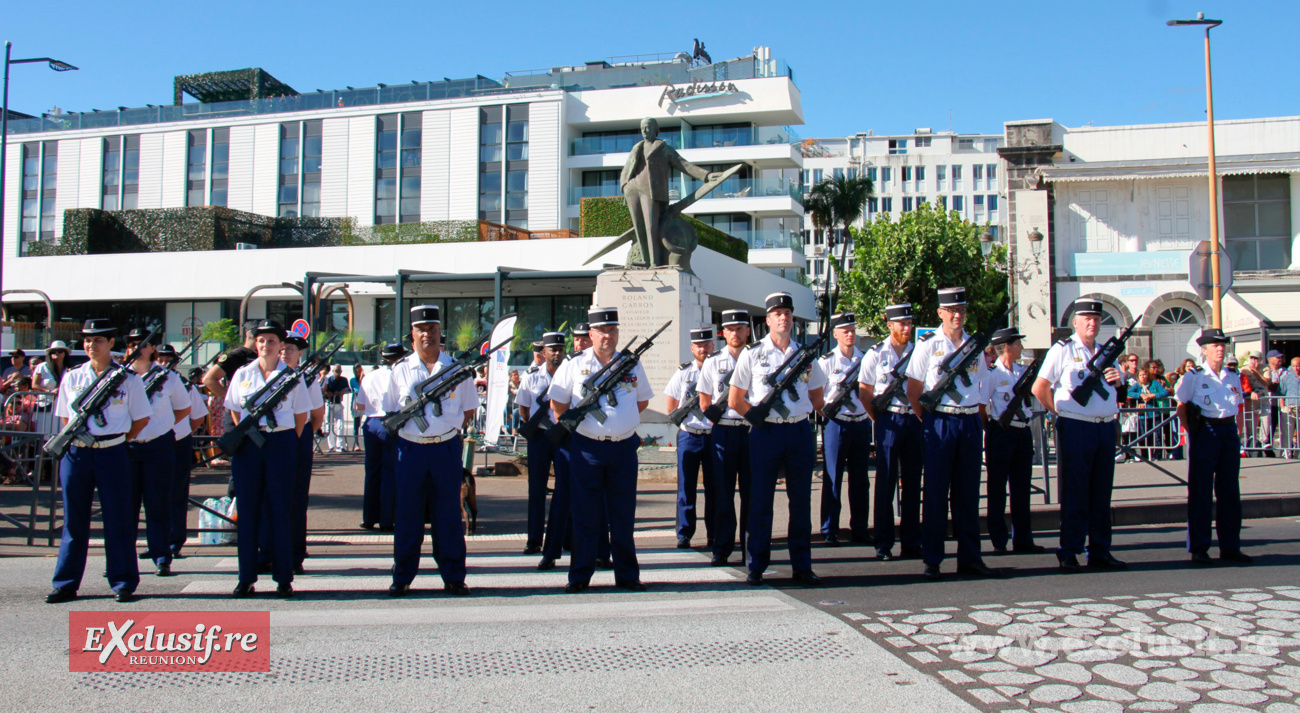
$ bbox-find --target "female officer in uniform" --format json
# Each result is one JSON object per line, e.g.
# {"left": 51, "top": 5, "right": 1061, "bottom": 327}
{"left": 223, "top": 320, "right": 311, "bottom": 598}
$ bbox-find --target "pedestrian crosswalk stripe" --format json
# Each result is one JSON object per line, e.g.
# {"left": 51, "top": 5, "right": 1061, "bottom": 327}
{"left": 211, "top": 550, "right": 712, "bottom": 569}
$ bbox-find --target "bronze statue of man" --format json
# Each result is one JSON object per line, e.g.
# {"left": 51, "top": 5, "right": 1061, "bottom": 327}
{"left": 621, "top": 117, "right": 719, "bottom": 268}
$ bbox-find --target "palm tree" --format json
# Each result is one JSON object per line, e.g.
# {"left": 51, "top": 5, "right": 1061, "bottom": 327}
{"left": 807, "top": 174, "right": 874, "bottom": 314}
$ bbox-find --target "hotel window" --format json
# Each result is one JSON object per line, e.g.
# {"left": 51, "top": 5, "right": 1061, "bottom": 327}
{"left": 880, "top": 167, "right": 891, "bottom": 183}
{"left": 278, "top": 122, "right": 300, "bottom": 217}
{"left": 951, "top": 164, "right": 962, "bottom": 189}
{"left": 972, "top": 164, "right": 983, "bottom": 189}
{"left": 186, "top": 130, "right": 206, "bottom": 206}
{"left": 914, "top": 136, "right": 931, "bottom": 148}
{"left": 916, "top": 166, "right": 926, "bottom": 182}
{"left": 953, "top": 195, "right": 964, "bottom": 211}
{"left": 866, "top": 198, "right": 877, "bottom": 214}
{"left": 937, "top": 196, "right": 947, "bottom": 209}
{"left": 375, "top": 113, "right": 419, "bottom": 224}
{"left": 847, "top": 168, "right": 857, "bottom": 180}
{"left": 833, "top": 168, "right": 844, "bottom": 180}
{"left": 936, "top": 164, "right": 946, "bottom": 190}
{"left": 987, "top": 195, "right": 998, "bottom": 211}
{"left": 19, "top": 143, "right": 40, "bottom": 250}
{"left": 302, "top": 120, "right": 323, "bottom": 217}
{"left": 866, "top": 167, "right": 877, "bottom": 182}
{"left": 1224, "top": 174, "right": 1292, "bottom": 270}
{"left": 986, "top": 164, "right": 997, "bottom": 181}
{"left": 974, "top": 195, "right": 985, "bottom": 210}
{"left": 957, "top": 138, "right": 974, "bottom": 150}
{"left": 888, "top": 139, "right": 906, "bottom": 155}
{"left": 902, "top": 166, "right": 912, "bottom": 182}
{"left": 479, "top": 106, "right": 503, "bottom": 223}
{"left": 101, "top": 135, "right": 139, "bottom": 210}
{"left": 917, "top": 197, "right": 928, "bottom": 206}
{"left": 902, "top": 197, "right": 913, "bottom": 212}
{"left": 505, "top": 104, "right": 529, "bottom": 227}
{"left": 811, "top": 168, "right": 823, "bottom": 185}
{"left": 880, "top": 197, "right": 892, "bottom": 212}
{"left": 210, "top": 128, "right": 229, "bottom": 207}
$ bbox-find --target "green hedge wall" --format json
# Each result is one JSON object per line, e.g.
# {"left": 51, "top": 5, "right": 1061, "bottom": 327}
{"left": 578, "top": 196, "right": 748, "bottom": 264}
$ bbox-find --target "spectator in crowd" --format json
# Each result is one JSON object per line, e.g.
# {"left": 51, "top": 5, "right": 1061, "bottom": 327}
{"left": 1168, "top": 358, "right": 1197, "bottom": 391}
{"left": 1280, "top": 357, "right": 1300, "bottom": 459}
{"left": 33, "top": 342, "right": 70, "bottom": 394}
{"left": 1128, "top": 366, "right": 1169, "bottom": 461}
{"left": 2, "top": 377, "right": 37, "bottom": 431}
{"left": 2, "top": 350, "right": 31, "bottom": 395}
{"left": 349, "top": 364, "right": 365, "bottom": 452}
{"left": 507, "top": 368, "right": 522, "bottom": 436}
{"left": 321, "top": 364, "right": 352, "bottom": 452}
{"left": 1240, "top": 351, "right": 1271, "bottom": 454}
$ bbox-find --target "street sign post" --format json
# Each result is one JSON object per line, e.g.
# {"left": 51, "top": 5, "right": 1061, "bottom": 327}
{"left": 290, "top": 319, "right": 311, "bottom": 339}
{"left": 1189, "top": 240, "right": 1233, "bottom": 302}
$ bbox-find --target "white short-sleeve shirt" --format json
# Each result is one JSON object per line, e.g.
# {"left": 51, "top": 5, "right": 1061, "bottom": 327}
{"left": 516, "top": 365, "right": 556, "bottom": 427}
{"left": 356, "top": 366, "right": 391, "bottom": 418}
{"left": 174, "top": 383, "right": 209, "bottom": 439}
{"left": 1174, "top": 364, "right": 1244, "bottom": 419}
{"left": 904, "top": 330, "right": 988, "bottom": 408}
{"left": 664, "top": 360, "right": 711, "bottom": 431}
{"left": 982, "top": 359, "right": 1032, "bottom": 422}
{"left": 860, "top": 339, "right": 914, "bottom": 410}
{"left": 381, "top": 352, "right": 480, "bottom": 438}
{"left": 223, "top": 360, "right": 311, "bottom": 429}
{"left": 54, "top": 362, "right": 153, "bottom": 436}
{"left": 135, "top": 366, "right": 191, "bottom": 442}
{"left": 1038, "top": 334, "right": 1120, "bottom": 418}
{"left": 731, "top": 335, "right": 827, "bottom": 421}
{"left": 697, "top": 348, "right": 743, "bottom": 422}
{"left": 548, "top": 348, "right": 653, "bottom": 439}
{"left": 818, "top": 346, "right": 865, "bottom": 417}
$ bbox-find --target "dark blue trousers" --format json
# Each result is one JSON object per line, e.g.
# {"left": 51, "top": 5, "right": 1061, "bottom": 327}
{"left": 169, "top": 434, "right": 193, "bottom": 554}
{"left": 526, "top": 434, "right": 557, "bottom": 547}
{"left": 710, "top": 424, "right": 751, "bottom": 561}
{"left": 541, "top": 443, "right": 572, "bottom": 560}
{"left": 362, "top": 417, "right": 395, "bottom": 528}
{"left": 820, "top": 418, "right": 871, "bottom": 538}
{"left": 129, "top": 432, "right": 176, "bottom": 567}
{"left": 52, "top": 442, "right": 138, "bottom": 593}
{"left": 1055, "top": 417, "right": 1117, "bottom": 557}
{"left": 1187, "top": 421, "right": 1242, "bottom": 554}
{"left": 292, "top": 427, "right": 315, "bottom": 566}
{"left": 676, "top": 429, "right": 715, "bottom": 541}
{"left": 921, "top": 412, "right": 984, "bottom": 566}
{"left": 232, "top": 429, "right": 296, "bottom": 585}
{"left": 747, "top": 419, "right": 815, "bottom": 575}
{"left": 568, "top": 433, "right": 640, "bottom": 585}
{"left": 874, "top": 412, "right": 923, "bottom": 554}
{"left": 984, "top": 422, "right": 1037, "bottom": 549}
{"left": 393, "top": 436, "right": 466, "bottom": 586}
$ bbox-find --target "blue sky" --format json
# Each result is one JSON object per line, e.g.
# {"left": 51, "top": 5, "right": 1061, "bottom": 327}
{"left": 4, "top": 0, "right": 1297, "bottom": 138}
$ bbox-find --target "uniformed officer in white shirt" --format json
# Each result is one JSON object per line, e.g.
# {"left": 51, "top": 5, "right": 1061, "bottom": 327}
{"left": 278, "top": 335, "right": 326, "bottom": 575}
{"left": 566, "top": 321, "right": 612, "bottom": 568}
{"left": 382, "top": 305, "right": 479, "bottom": 597}
{"left": 124, "top": 328, "right": 191, "bottom": 577}
{"left": 155, "top": 344, "right": 209, "bottom": 559}
{"left": 549, "top": 306, "right": 654, "bottom": 593}
{"left": 46, "top": 319, "right": 153, "bottom": 604}
{"left": 981, "top": 328, "right": 1046, "bottom": 555}
{"left": 860, "top": 303, "right": 922, "bottom": 561}
{"left": 224, "top": 319, "right": 311, "bottom": 598}
{"left": 355, "top": 343, "right": 405, "bottom": 531}
{"left": 517, "top": 331, "right": 567, "bottom": 567}
{"left": 665, "top": 327, "right": 716, "bottom": 549}
{"left": 571, "top": 322, "right": 593, "bottom": 355}
{"left": 816, "top": 312, "right": 871, "bottom": 547}
{"left": 1031, "top": 297, "right": 1128, "bottom": 572}
{"left": 698, "top": 309, "right": 752, "bottom": 566}
{"left": 728, "top": 292, "right": 827, "bottom": 587}
{"left": 905, "top": 286, "right": 999, "bottom": 580}
{"left": 1175, "top": 327, "right": 1252, "bottom": 566}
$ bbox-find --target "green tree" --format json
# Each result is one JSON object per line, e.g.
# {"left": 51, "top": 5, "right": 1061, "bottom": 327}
{"left": 198, "top": 318, "right": 238, "bottom": 349}
{"left": 839, "top": 202, "right": 1009, "bottom": 338}
{"left": 807, "top": 174, "right": 875, "bottom": 316}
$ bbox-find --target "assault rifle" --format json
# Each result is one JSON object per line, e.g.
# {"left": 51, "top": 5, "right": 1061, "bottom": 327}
{"left": 144, "top": 333, "right": 201, "bottom": 398}
{"left": 701, "top": 367, "right": 735, "bottom": 423}
{"left": 1070, "top": 321, "right": 1139, "bottom": 406}
{"left": 517, "top": 389, "right": 551, "bottom": 440}
{"left": 743, "top": 330, "right": 831, "bottom": 427}
{"left": 821, "top": 357, "right": 863, "bottom": 421}
{"left": 869, "top": 348, "right": 914, "bottom": 412}
{"left": 546, "top": 321, "right": 671, "bottom": 445}
{"left": 44, "top": 324, "right": 160, "bottom": 459}
{"left": 996, "top": 356, "right": 1044, "bottom": 430}
{"left": 216, "top": 333, "right": 344, "bottom": 454}
{"left": 918, "top": 304, "right": 1012, "bottom": 413}
{"left": 381, "top": 332, "right": 511, "bottom": 435}
{"left": 668, "top": 381, "right": 705, "bottom": 427}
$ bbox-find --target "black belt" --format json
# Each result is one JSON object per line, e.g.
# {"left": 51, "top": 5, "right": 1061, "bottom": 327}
{"left": 1203, "top": 416, "right": 1236, "bottom": 427}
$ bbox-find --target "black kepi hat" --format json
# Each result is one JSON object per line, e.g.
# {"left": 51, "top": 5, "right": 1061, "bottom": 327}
{"left": 156, "top": 344, "right": 178, "bottom": 357}
{"left": 125, "top": 327, "right": 156, "bottom": 343}
{"left": 410, "top": 304, "right": 440, "bottom": 326}
{"left": 254, "top": 319, "right": 286, "bottom": 340}
{"left": 572, "top": 322, "right": 590, "bottom": 336}
{"left": 80, "top": 319, "right": 116, "bottom": 338}
{"left": 765, "top": 292, "right": 794, "bottom": 313}
{"left": 381, "top": 342, "right": 407, "bottom": 360}
{"left": 1196, "top": 327, "right": 1230, "bottom": 346}
{"left": 588, "top": 307, "right": 618, "bottom": 327}
{"left": 885, "top": 303, "right": 913, "bottom": 322}
{"left": 830, "top": 312, "right": 855, "bottom": 329}
{"left": 1072, "top": 298, "right": 1104, "bottom": 316}
{"left": 720, "top": 309, "right": 749, "bottom": 327}
{"left": 284, "top": 335, "right": 309, "bottom": 350}
{"left": 690, "top": 327, "right": 714, "bottom": 342}
{"left": 541, "top": 331, "right": 566, "bottom": 347}
{"left": 531, "top": 340, "right": 544, "bottom": 352}
{"left": 937, "top": 287, "right": 966, "bottom": 307}
{"left": 990, "top": 327, "right": 1025, "bottom": 347}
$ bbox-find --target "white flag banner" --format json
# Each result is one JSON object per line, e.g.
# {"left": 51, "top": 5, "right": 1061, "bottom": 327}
{"left": 481, "top": 313, "right": 518, "bottom": 446}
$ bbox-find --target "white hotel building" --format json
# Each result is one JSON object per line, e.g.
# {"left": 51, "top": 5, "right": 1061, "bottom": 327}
{"left": 1, "top": 48, "right": 811, "bottom": 362}
{"left": 797, "top": 129, "right": 1006, "bottom": 293}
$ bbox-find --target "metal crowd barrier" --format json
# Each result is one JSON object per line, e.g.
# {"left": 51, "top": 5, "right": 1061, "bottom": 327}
{"left": 1240, "top": 394, "right": 1300, "bottom": 458}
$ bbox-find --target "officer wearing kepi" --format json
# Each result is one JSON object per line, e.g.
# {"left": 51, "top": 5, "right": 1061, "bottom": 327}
{"left": 567, "top": 321, "right": 613, "bottom": 568}
{"left": 156, "top": 344, "right": 209, "bottom": 560}
{"left": 729, "top": 292, "right": 827, "bottom": 587}
{"left": 46, "top": 319, "right": 152, "bottom": 604}
{"left": 1031, "top": 298, "right": 1128, "bottom": 572}
{"left": 817, "top": 312, "right": 871, "bottom": 546}
{"left": 698, "top": 309, "right": 752, "bottom": 566}
{"left": 571, "top": 323, "right": 592, "bottom": 354}
{"left": 981, "top": 328, "right": 1046, "bottom": 555}
{"left": 355, "top": 343, "right": 406, "bottom": 531}
{"left": 549, "top": 306, "right": 654, "bottom": 593}
{"left": 860, "top": 303, "right": 922, "bottom": 561}
{"left": 905, "top": 287, "right": 999, "bottom": 580}
{"left": 1176, "top": 327, "right": 1251, "bottom": 566}
{"left": 383, "top": 305, "right": 479, "bottom": 597}
{"left": 280, "top": 334, "right": 326, "bottom": 574}
{"left": 124, "top": 328, "right": 191, "bottom": 577}
{"left": 517, "top": 331, "right": 567, "bottom": 567}
{"left": 665, "top": 327, "right": 717, "bottom": 549}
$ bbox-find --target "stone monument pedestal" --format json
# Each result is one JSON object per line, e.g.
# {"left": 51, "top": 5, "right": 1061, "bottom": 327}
{"left": 593, "top": 268, "right": 710, "bottom": 446}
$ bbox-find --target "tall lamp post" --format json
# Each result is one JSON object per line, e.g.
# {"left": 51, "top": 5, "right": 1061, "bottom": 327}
{"left": 0, "top": 41, "right": 79, "bottom": 301}
{"left": 1167, "top": 13, "right": 1224, "bottom": 328}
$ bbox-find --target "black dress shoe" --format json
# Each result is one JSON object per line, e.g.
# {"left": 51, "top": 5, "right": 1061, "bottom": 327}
{"left": 899, "top": 547, "right": 924, "bottom": 560}
{"left": 676, "top": 537, "right": 692, "bottom": 549}
{"left": 232, "top": 582, "right": 255, "bottom": 598}
{"left": 1057, "top": 554, "right": 1083, "bottom": 573}
{"left": 276, "top": 583, "right": 294, "bottom": 598}
{"left": 710, "top": 556, "right": 728, "bottom": 566}
{"left": 114, "top": 589, "right": 135, "bottom": 603}
{"left": 990, "top": 545, "right": 1008, "bottom": 556}
{"left": 537, "top": 557, "right": 557, "bottom": 571}
{"left": 595, "top": 559, "right": 614, "bottom": 570}
{"left": 1013, "top": 543, "right": 1048, "bottom": 555}
{"left": 45, "top": 587, "right": 77, "bottom": 604}
{"left": 822, "top": 534, "right": 840, "bottom": 547}
{"left": 444, "top": 582, "right": 471, "bottom": 596}
{"left": 155, "top": 562, "right": 172, "bottom": 577}
{"left": 746, "top": 572, "right": 764, "bottom": 586}
{"left": 522, "top": 544, "right": 542, "bottom": 556}
{"left": 923, "top": 564, "right": 941, "bottom": 580}
{"left": 876, "top": 550, "right": 895, "bottom": 561}
{"left": 170, "top": 550, "right": 185, "bottom": 560}
{"left": 1221, "top": 550, "right": 1254, "bottom": 565}
{"left": 851, "top": 533, "right": 876, "bottom": 545}
{"left": 388, "top": 583, "right": 410, "bottom": 597}
{"left": 792, "top": 570, "right": 822, "bottom": 586}
{"left": 1087, "top": 553, "right": 1128, "bottom": 570}
{"left": 293, "top": 563, "right": 305, "bottom": 575}
{"left": 1190, "top": 551, "right": 1216, "bottom": 566}
{"left": 564, "top": 581, "right": 588, "bottom": 594}
{"left": 614, "top": 579, "right": 647, "bottom": 592}
{"left": 957, "top": 562, "right": 1004, "bottom": 578}
{"left": 360, "top": 522, "right": 376, "bottom": 530}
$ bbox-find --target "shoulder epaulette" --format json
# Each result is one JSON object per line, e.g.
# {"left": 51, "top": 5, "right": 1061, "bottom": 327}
{"left": 744, "top": 343, "right": 758, "bottom": 350}
{"left": 1191, "top": 365, "right": 1204, "bottom": 373}
{"left": 919, "top": 332, "right": 936, "bottom": 342}
{"left": 822, "top": 351, "right": 836, "bottom": 359}
{"left": 679, "top": 362, "right": 690, "bottom": 370}
{"left": 1056, "top": 338, "right": 1071, "bottom": 346}
{"left": 1228, "top": 367, "right": 1239, "bottom": 374}
{"left": 526, "top": 365, "right": 539, "bottom": 374}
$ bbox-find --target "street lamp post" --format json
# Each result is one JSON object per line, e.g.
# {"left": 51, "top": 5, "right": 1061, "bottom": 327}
{"left": 1167, "top": 13, "right": 1224, "bottom": 328}
{"left": 0, "top": 41, "right": 79, "bottom": 302}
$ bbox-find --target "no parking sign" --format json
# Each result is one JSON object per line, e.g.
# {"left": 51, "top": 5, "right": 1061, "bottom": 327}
{"left": 290, "top": 319, "right": 310, "bottom": 339}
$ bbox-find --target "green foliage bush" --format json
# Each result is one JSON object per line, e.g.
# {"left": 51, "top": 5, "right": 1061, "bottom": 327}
{"left": 578, "top": 196, "right": 747, "bottom": 264}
